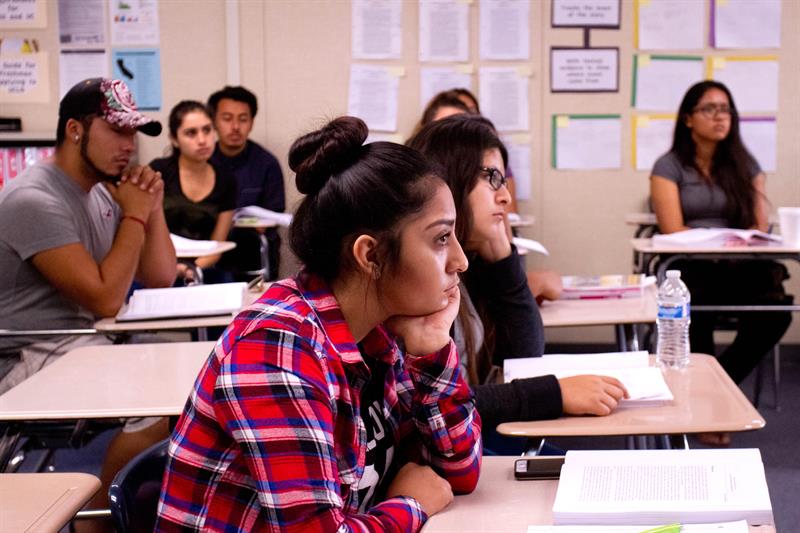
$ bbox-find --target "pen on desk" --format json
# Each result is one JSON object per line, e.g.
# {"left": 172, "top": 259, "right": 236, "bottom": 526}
{"left": 638, "top": 524, "right": 682, "bottom": 533}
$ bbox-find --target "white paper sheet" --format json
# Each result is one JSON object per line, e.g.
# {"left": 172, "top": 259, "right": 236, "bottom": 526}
{"left": 552, "top": 0, "right": 619, "bottom": 27}
{"left": 634, "top": 55, "right": 704, "bottom": 111}
{"left": 0, "top": 0, "right": 46, "bottom": 28}
{"left": 419, "top": 67, "right": 472, "bottom": 111}
{"left": 234, "top": 206, "right": 293, "bottom": 227}
{"left": 528, "top": 521, "right": 749, "bottom": 533}
{"left": 479, "top": 0, "right": 529, "bottom": 60}
{"left": 351, "top": 0, "right": 402, "bottom": 60}
{"left": 0, "top": 52, "right": 49, "bottom": 103}
{"left": 419, "top": 0, "right": 469, "bottom": 62}
{"left": 553, "top": 115, "right": 621, "bottom": 170}
{"left": 117, "top": 283, "right": 247, "bottom": 321}
{"left": 551, "top": 48, "right": 618, "bottom": 92}
{"left": 637, "top": 0, "right": 704, "bottom": 50}
{"left": 59, "top": 50, "right": 109, "bottom": 98}
{"left": 110, "top": 0, "right": 159, "bottom": 45}
{"left": 713, "top": 0, "right": 781, "bottom": 49}
{"left": 512, "top": 237, "right": 549, "bottom": 256}
{"left": 740, "top": 118, "right": 777, "bottom": 173}
{"left": 479, "top": 67, "right": 529, "bottom": 132}
{"left": 58, "top": 0, "right": 105, "bottom": 46}
{"left": 348, "top": 64, "right": 400, "bottom": 132}
{"left": 711, "top": 57, "right": 778, "bottom": 113}
{"left": 501, "top": 135, "right": 531, "bottom": 201}
{"left": 634, "top": 115, "right": 675, "bottom": 171}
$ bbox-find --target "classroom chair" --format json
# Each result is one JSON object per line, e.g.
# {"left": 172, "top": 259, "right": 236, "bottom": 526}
{"left": 109, "top": 437, "right": 169, "bottom": 533}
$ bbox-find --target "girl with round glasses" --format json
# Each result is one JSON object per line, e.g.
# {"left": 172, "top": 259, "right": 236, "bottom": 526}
{"left": 650, "top": 80, "right": 792, "bottom": 445}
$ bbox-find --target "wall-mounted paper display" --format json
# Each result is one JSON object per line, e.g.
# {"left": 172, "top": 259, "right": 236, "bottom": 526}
{"left": 708, "top": 56, "right": 778, "bottom": 113}
{"left": 551, "top": 48, "right": 618, "bottom": 92}
{"left": 552, "top": 114, "right": 621, "bottom": 170}
{"left": 0, "top": 0, "right": 46, "bottom": 28}
{"left": 635, "top": 0, "right": 704, "bottom": 51}
{"left": 58, "top": 0, "right": 105, "bottom": 46}
{"left": 112, "top": 49, "right": 161, "bottom": 110}
{"left": 501, "top": 135, "right": 532, "bottom": 201}
{"left": 552, "top": 0, "right": 620, "bottom": 28}
{"left": 419, "top": 0, "right": 469, "bottom": 62}
{"left": 110, "top": 0, "right": 159, "bottom": 46}
{"left": 479, "top": 67, "right": 530, "bottom": 132}
{"left": 351, "top": 0, "right": 402, "bottom": 60}
{"left": 420, "top": 67, "right": 472, "bottom": 110}
{"left": 59, "top": 50, "right": 109, "bottom": 98}
{"left": 479, "top": 0, "right": 530, "bottom": 60}
{"left": 632, "top": 114, "right": 675, "bottom": 171}
{"left": 632, "top": 55, "right": 703, "bottom": 111}
{"left": 348, "top": 64, "right": 400, "bottom": 132}
{"left": 712, "top": 0, "right": 781, "bottom": 49}
{"left": 0, "top": 52, "right": 49, "bottom": 103}
{"left": 740, "top": 117, "right": 777, "bottom": 172}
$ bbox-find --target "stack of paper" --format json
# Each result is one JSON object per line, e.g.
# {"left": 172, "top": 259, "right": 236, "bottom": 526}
{"left": 652, "top": 228, "right": 781, "bottom": 248}
{"left": 561, "top": 274, "right": 656, "bottom": 300}
{"left": 234, "top": 206, "right": 293, "bottom": 227}
{"left": 503, "top": 352, "right": 673, "bottom": 406}
{"left": 552, "top": 449, "right": 773, "bottom": 526}
{"left": 116, "top": 283, "right": 247, "bottom": 321}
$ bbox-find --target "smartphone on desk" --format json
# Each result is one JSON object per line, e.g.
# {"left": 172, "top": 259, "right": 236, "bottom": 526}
{"left": 514, "top": 456, "right": 565, "bottom": 480}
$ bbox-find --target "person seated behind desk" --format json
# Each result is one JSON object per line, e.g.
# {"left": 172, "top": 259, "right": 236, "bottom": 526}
{"left": 150, "top": 100, "right": 237, "bottom": 284}
{"left": 208, "top": 85, "right": 286, "bottom": 281}
{"left": 408, "top": 115, "right": 628, "bottom": 453}
{"left": 650, "top": 80, "right": 792, "bottom": 445}
{"left": 156, "top": 117, "right": 481, "bottom": 532}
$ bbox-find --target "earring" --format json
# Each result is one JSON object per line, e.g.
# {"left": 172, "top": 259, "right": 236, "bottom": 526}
{"left": 74, "top": 135, "right": 79, "bottom": 142}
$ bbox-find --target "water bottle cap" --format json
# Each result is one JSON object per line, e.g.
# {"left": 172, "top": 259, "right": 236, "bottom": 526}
{"left": 666, "top": 270, "right": 682, "bottom": 279}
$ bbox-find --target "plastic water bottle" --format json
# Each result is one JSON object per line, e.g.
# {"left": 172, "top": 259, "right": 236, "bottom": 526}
{"left": 656, "top": 270, "right": 691, "bottom": 369}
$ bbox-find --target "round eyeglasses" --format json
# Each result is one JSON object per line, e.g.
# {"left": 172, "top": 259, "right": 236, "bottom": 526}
{"left": 479, "top": 166, "right": 507, "bottom": 191}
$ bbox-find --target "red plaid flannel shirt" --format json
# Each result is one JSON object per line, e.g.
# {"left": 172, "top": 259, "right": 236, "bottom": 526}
{"left": 156, "top": 272, "right": 481, "bottom": 532}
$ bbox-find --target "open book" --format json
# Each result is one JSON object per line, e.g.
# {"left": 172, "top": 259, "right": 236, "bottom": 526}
{"left": 561, "top": 274, "right": 656, "bottom": 300}
{"left": 552, "top": 449, "right": 773, "bottom": 526}
{"left": 652, "top": 228, "right": 781, "bottom": 248}
{"left": 234, "top": 205, "right": 293, "bottom": 227}
{"left": 116, "top": 282, "right": 247, "bottom": 322}
{"left": 503, "top": 352, "right": 673, "bottom": 405}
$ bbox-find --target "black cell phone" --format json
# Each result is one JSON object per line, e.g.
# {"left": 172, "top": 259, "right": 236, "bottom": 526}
{"left": 513, "top": 456, "right": 565, "bottom": 480}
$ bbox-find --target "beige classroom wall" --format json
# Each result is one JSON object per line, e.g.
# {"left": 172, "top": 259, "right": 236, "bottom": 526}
{"left": 2, "top": 0, "right": 798, "bottom": 344}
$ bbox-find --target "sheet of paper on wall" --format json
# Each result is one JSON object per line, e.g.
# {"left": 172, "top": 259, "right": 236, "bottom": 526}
{"left": 551, "top": 0, "right": 619, "bottom": 28}
{"left": 0, "top": 52, "right": 49, "bottom": 103}
{"left": 59, "top": 50, "right": 109, "bottom": 99}
{"left": 713, "top": 0, "right": 780, "bottom": 49}
{"left": 552, "top": 115, "right": 620, "bottom": 170}
{"left": 501, "top": 135, "right": 531, "bottom": 201}
{"left": 351, "top": 0, "right": 402, "bottom": 60}
{"left": 633, "top": 115, "right": 675, "bottom": 171}
{"left": 479, "top": 0, "right": 529, "bottom": 60}
{"left": 479, "top": 67, "right": 529, "bottom": 132}
{"left": 0, "top": 0, "right": 47, "bottom": 29}
{"left": 710, "top": 57, "right": 778, "bottom": 113}
{"left": 419, "top": 67, "right": 472, "bottom": 110}
{"left": 527, "top": 521, "right": 749, "bottom": 533}
{"left": 418, "top": 0, "right": 469, "bottom": 62}
{"left": 58, "top": 0, "right": 105, "bottom": 46}
{"left": 110, "top": 0, "right": 159, "bottom": 45}
{"left": 348, "top": 64, "right": 399, "bottom": 132}
{"left": 740, "top": 117, "right": 777, "bottom": 173}
{"left": 551, "top": 48, "right": 618, "bottom": 92}
{"left": 633, "top": 55, "right": 703, "bottom": 111}
{"left": 636, "top": 0, "right": 704, "bottom": 51}
{"left": 111, "top": 48, "right": 162, "bottom": 110}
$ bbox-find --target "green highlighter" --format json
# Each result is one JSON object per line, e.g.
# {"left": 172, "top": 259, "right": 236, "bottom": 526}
{"left": 638, "top": 525, "right": 682, "bottom": 533}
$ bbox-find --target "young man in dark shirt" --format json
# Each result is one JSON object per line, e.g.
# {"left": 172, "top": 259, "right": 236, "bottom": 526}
{"left": 208, "top": 86, "right": 285, "bottom": 280}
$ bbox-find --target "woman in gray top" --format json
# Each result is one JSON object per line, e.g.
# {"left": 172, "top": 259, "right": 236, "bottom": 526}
{"left": 650, "top": 81, "right": 792, "bottom": 444}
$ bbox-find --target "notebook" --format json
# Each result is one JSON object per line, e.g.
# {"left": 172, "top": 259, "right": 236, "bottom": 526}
{"left": 116, "top": 283, "right": 247, "bottom": 322}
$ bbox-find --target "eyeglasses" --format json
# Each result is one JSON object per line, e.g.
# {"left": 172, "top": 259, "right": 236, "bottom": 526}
{"left": 692, "top": 103, "right": 732, "bottom": 119}
{"left": 479, "top": 166, "right": 507, "bottom": 191}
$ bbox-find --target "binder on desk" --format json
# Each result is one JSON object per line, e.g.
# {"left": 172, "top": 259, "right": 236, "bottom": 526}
{"left": 116, "top": 283, "right": 247, "bottom": 322}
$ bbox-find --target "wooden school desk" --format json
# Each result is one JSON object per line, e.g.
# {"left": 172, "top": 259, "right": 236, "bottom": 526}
{"left": 538, "top": 286, "right": 658, "bottom": 351}
{"left": 496, "top": 354, "right": 764, "bottom": 444}
{"left": 421, "top": 456, "right": 775, "bottom": 533}
{"left": 0, "top": 473, "right": 100, "bottom": 533}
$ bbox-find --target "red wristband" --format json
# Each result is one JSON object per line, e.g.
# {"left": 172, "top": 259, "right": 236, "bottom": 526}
{"left": 121, "top": 214, "right": 147, "bottom": 231}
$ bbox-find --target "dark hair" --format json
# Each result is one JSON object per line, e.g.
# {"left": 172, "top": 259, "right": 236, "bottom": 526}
{"left": 671, "top": 80, "right": 760, "bottom": 229}
{"left": 289, "top": 116, "right": 442, "bottom": 282}
{"left": 168, "top": 100, "right": 211, "bottom": 156}
{"left": 451, "top": 88, "right": 480, "bottom": 113}
{"left": 412, "top": 90, "right": 472, "bottom": 136}
{"left": 56, "top": 114, "right": 96, "bottom": 146}
{"left": 406, "top": 114, "right": 508, "bottom": 384}
{"left": 207, "top": 86, "right": 258, "bottom": 118}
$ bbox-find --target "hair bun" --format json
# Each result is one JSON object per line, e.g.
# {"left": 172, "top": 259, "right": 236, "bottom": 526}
{"left": 289, "top": 116, "right": 369, "bottom": 195}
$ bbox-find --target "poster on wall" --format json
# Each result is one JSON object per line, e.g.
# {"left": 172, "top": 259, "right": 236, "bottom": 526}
{"left": 501, "top": 135, "right": 532, "bottom": 201}
{"left": 420, "top": 66, "right": 472, "bottom": 110}
{"left": 632, "top": 55, "right": 703, "bottom": 111}
{"left": 479, "top": 0, "right": 530, "bottom": 61}
{"left": 419, "top": 0, "right": 469, "bottom": 62}
{"left": 479, "top": 66, "right": 530, "bottom": 132}
{"left": 635, "top": 0, "right": 704, "bottom": 51}
{"left": 708, "top": 56, "right": 778, "bottom": 113}
{"left": 59, "top": 50, "right": 109, "bottom": 98}
{"left": 632, "top": 114, "right": 675, "bottom": 171}
{"left": 552, "top": 114, "right": 621, "bottom": 170}
{"left": 351, "top": 0, "right": 402, "bottom": 60}
{"left": 0, "top": 52, "right": 49, "bottom": 103}
{"left": 712, "top": 0, "right": 780, "bottom": 49}
{"left": 0, "top": 0, "right": 46, "bottom": 29}
{"left": 58, "top": 0, "right": 105, "bottom": 46}
{"left": 111, "top": 48, "right": 161, "bottom": 110}
{"left": 348, "top": 64, "right": 401, "bottom": 132}
{"left": 551, "top": 0, "right": 620, "bottom": 29}
{"left": 110, "top": 0, "right": 159, "bottom": 46}
{"left": 740, "top": 117, "right": 777, "bottom": 172}
{"left": 551, "top": 48, "right": 618, "bottom": 92}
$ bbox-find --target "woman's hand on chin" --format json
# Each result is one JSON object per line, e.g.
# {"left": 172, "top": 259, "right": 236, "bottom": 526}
{"left": 386, "top": 288, "right": 460, "bottom": 356}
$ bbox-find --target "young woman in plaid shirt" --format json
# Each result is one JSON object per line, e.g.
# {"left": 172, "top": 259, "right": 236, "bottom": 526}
{"left": 156, "top": 116, "right": 482, "bottom": 532}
